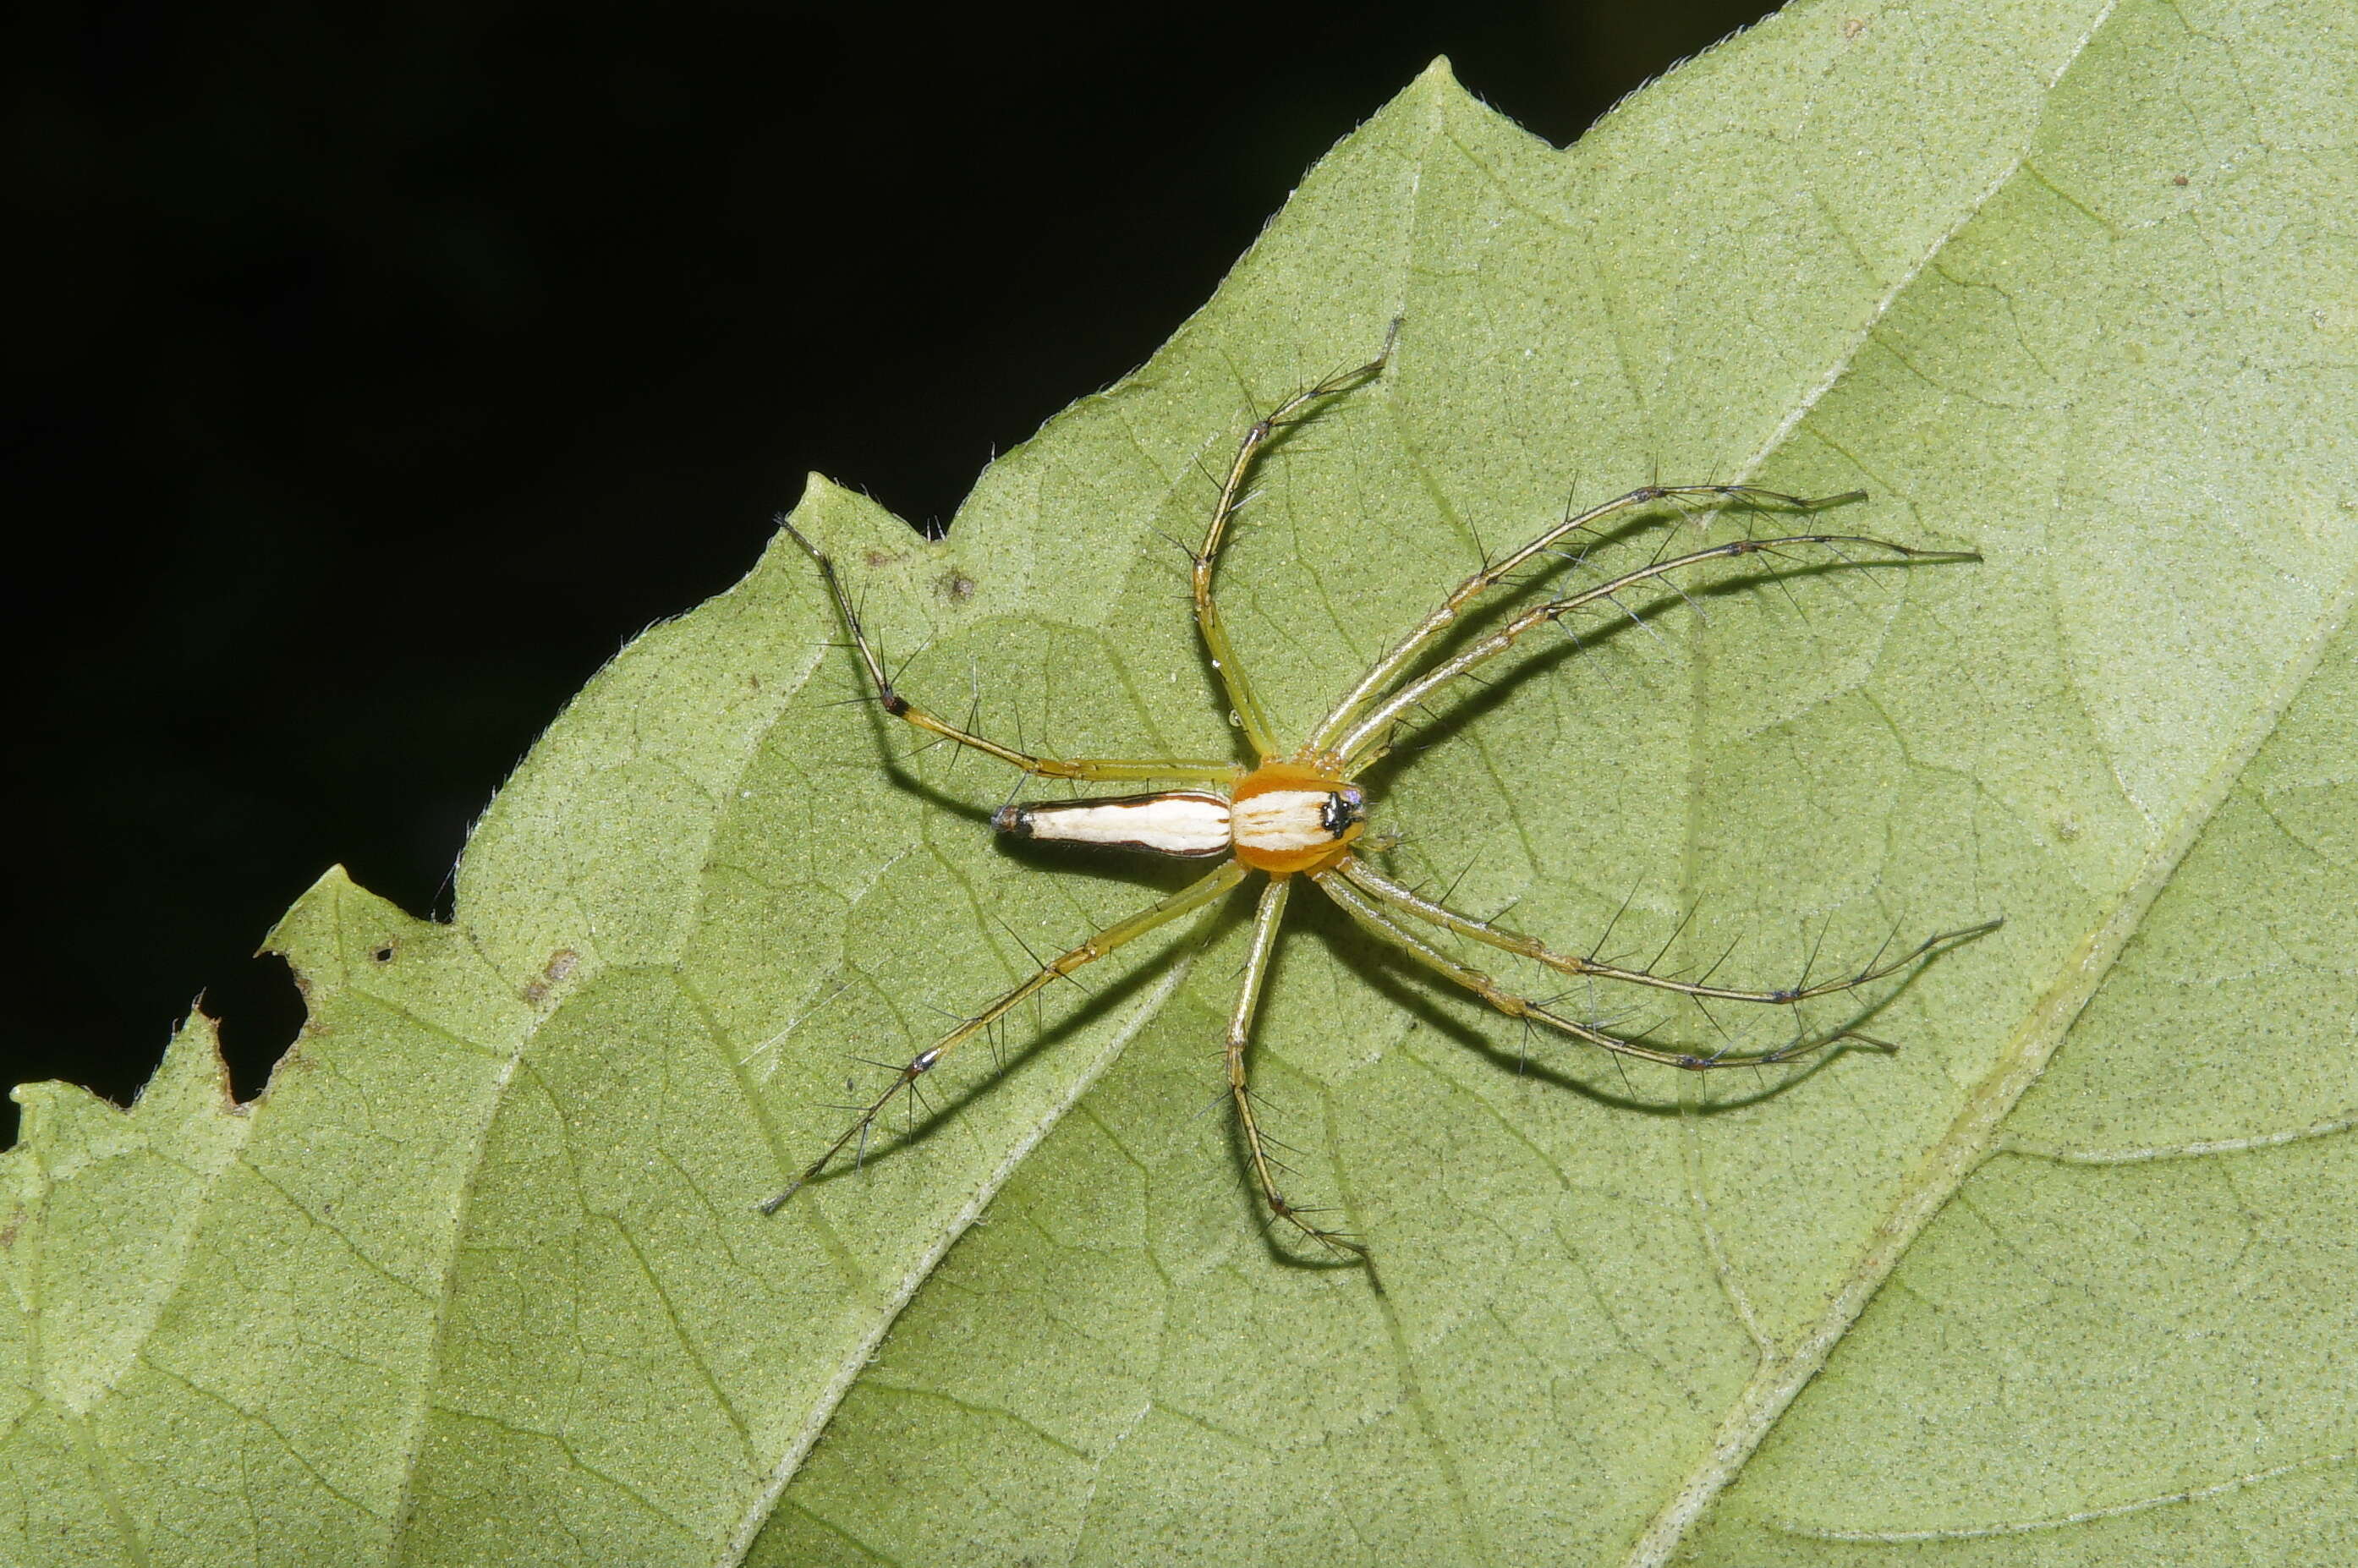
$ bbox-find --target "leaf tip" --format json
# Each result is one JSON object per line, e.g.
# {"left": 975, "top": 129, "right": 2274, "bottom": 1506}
{"left": 788, "top": 469, "right": 850, "bottom": 513}
{"left": 260, "top": 863, "right": 363, "bottom": 961}
{"left": 779, "top": 472, "right": 921, "bottom": 560}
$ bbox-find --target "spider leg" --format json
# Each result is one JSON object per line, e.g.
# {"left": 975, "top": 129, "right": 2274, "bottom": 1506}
{"left": 1335, "top": 527, "right": 1978, "bottom": 770}
{"left": 1339, "top": 858, "right": 1999, "bottom": 1007}
{"left": 780, "top": 515, "right": 1241, "bottom": 786}
{"left": 1194, "top": 327, "right": 1396, "bottom": 759}
{"left": 1310, "top": 866, "right": 1862, "bottom": 1072}
{"left": 1308, "top": 485, "right": 1872, "bottom": 754}
{"left": 759, "top": 858, "right": 1248, "bottom": 1214}
{"left": 1223, "top": 876, "right": 1367, "bottom": 1261}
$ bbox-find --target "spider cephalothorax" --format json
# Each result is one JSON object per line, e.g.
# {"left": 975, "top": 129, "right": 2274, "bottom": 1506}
{"left": 765, "top": 330, "right": 1992, "bottom": 1259}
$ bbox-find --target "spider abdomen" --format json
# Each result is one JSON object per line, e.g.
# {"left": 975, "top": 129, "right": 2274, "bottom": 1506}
{"left": 993, "top": 791, "right": 1232, "bottom": 858}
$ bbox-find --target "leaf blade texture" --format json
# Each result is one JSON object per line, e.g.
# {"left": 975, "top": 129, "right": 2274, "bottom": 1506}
{"left": 6, "top": 2, "right": 2355, "bottom": 1564}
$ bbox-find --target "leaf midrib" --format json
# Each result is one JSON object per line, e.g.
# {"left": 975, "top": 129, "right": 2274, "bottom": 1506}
{"left": 716, "top": 947, "right": 1213, "bottom": 1567}
{"left": 1635, "top": 1, "right": 2133, "bottom": 1556}
{"left": 1629, "top": 544, "right": 2358, "bottom": 1565}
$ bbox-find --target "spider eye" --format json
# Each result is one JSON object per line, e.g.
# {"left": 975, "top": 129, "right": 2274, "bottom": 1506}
{"left": 1321, "top": 788, "right": 1366, "bottom": 836}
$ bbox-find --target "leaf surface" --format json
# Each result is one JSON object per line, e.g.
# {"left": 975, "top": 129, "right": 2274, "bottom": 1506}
{"left": 6, "top": 2, "right": 2355, "bottom": 1565}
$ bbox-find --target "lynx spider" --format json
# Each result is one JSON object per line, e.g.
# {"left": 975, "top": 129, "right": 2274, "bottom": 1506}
{"left": 763, "top": 328, "right": 1992, "bottom": 1260}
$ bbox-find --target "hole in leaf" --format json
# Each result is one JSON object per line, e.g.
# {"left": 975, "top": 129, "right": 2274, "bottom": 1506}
{"left": 211, "top": 951, "right": 308, "bottom": 1105}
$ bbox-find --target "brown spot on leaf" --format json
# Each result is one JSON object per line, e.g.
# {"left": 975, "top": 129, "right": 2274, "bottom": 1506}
{"left": 524, "top": 947, "right": 581, "bottom": 1005}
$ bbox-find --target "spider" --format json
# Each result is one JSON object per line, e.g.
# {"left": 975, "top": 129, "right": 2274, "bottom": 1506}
{"left": 762, "top": 331, "right": 1991, "bottom": 1260}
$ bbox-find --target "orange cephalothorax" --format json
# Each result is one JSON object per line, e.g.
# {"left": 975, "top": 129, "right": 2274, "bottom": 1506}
{"left": 1229, "top": 760, "right": 1365, "bottom": 874}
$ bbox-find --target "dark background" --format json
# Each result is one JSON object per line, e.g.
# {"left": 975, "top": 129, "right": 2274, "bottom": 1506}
{"left": 6, "top": 0, "right": 1783, "bottom": 1142}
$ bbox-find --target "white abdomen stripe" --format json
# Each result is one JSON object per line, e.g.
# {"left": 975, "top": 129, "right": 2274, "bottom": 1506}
{"left": 994, "top": 792, "right": 1233, "bottom": 858}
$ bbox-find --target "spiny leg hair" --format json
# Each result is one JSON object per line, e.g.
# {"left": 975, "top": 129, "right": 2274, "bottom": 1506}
{"left": 760, "top": 860, "right": 1247, "bottom": 1213}
{"left": 1340, "top": 858, "right": 1999, "bottom": 1012}
{"left": 1224, "top": 877, "right": 1367, "bottom": 1260}
{"left": 1333, "top": 521, "right": 1979, "bottom": 770}
{"left": 1193, "top": 324, "right": 1398, "bottom": 759}
{"left": 1310, "top": 868, "right": 1875, "bottom": 1072}
{"left": 777, "top": 513, "right": 1240, "bottom": 786}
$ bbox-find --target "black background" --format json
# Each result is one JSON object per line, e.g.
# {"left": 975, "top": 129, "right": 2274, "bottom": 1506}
{"left": 6, "top": 0, "right": 1783, "bottom": 1142}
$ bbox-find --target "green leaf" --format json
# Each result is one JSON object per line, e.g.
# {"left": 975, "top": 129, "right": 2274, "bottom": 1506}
{"left": 7, "top": 2, "right": 2355, "bottom": 1564}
